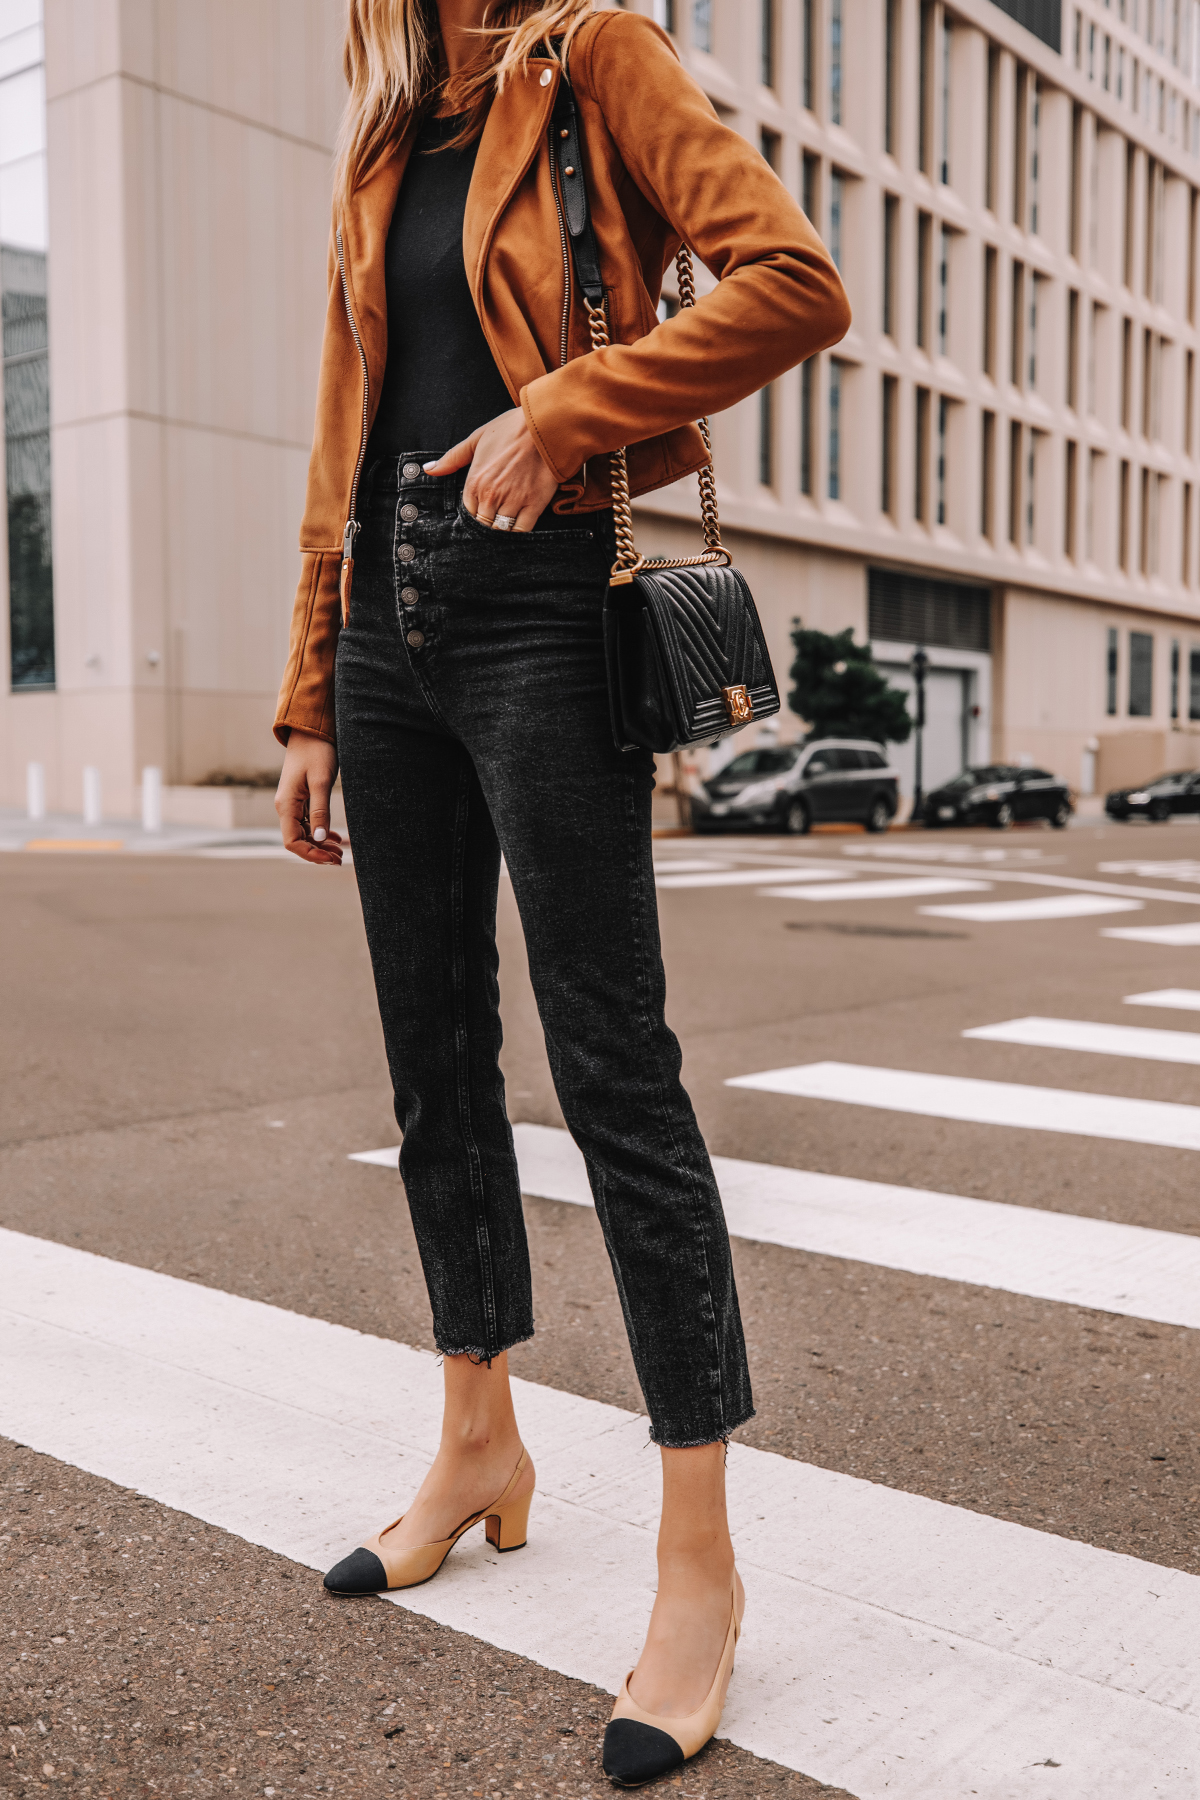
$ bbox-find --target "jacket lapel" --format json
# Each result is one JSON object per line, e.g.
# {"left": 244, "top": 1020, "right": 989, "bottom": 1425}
{"left": 464, "top": 59, "right": 560, "bottom": 309}
{"left": 339, "top": 118, "right": 418, "bottom": 411}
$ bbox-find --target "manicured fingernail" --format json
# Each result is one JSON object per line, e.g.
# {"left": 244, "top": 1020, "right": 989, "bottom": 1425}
{"left": 313, "top": 827, "right": 327, "bottom": 842}
{"left": 422, "top": 460, "right": 438, "bottom": 470}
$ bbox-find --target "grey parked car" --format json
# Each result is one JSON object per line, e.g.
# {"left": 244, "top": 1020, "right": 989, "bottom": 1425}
{"left": 691, "top": 738, "right": 900, "bottom": 835}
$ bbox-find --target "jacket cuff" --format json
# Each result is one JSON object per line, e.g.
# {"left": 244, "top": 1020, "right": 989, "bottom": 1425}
{"left": 273, "top": 550, "right": 341, "bottom": 748}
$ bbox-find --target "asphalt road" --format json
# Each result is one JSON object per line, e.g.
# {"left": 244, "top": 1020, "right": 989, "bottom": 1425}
{"left": 3, "top": 815, "right": 1199, "bottom": 1797}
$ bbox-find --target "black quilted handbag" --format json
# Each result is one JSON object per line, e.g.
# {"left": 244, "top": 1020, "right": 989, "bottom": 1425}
{"left": 550, "top": 70, "right": 781, "bottom": 753}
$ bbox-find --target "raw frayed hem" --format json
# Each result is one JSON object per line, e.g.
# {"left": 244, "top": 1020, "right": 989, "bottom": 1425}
{"left": 434, "top": 1329, "right": 535, "bottom": 1369}
{"left": 647, "top": 1405, "right": 756, "bottom": 1451}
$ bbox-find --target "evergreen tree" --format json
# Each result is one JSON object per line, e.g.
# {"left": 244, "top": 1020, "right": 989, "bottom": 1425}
{"left": 788, "top": 622, "right": 912, "bottom": 745}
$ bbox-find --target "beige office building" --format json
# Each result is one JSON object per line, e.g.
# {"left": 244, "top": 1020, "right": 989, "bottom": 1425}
{"left": 4, "top": 0, "right": 1200, "bottom": 820}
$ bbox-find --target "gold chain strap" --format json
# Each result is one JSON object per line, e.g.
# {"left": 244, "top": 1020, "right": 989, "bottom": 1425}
{"left": 586, "top": 244, "right": 731, "bottom": 586}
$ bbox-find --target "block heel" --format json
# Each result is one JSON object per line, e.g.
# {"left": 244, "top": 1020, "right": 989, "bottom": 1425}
{"left": 485, "top": 1487, "right": 532, "bottom": 1552}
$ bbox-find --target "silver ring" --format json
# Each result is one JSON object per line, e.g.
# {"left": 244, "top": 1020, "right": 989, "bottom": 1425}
{"left": 493, "top": 514, "right": 517, "bottom": 532}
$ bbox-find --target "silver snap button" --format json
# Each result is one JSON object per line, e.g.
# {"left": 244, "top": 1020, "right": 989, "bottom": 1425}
{"left": 398, "top": 542, "right": 416, "bottom": 562}
{"left": 539, "top": 67, "right": 552, "bottom": 86}
{"left": 401, "top": 586, "right": 419, "bottom": 607}
{"left": 402, "top": 461, "right": 421, "bottom": 479}
{"left": 406, "top": 630, "right": 425, "bottom": 648}
{"left": 400, "top": 503, "right": 418, "bottom": 522}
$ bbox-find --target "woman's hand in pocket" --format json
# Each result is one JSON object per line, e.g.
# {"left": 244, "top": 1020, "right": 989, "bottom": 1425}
{"left": 425, "top": 408, "right": 559, "bottom": 533}
{"left": 275, "top": 729, "right": 344, "bottom": 865}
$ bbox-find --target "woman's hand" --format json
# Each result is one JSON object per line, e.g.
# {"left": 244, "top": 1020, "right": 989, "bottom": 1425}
{"left": 275, "top": 728, "right": 344, "bottom": 865}
{"left": 425, "top": 407, "right": 559, "bottom": 533}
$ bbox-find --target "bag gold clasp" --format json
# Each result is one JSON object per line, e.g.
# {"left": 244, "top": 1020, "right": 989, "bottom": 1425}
{"left": 721, "top": 684, "right": 754, "bottom": 725}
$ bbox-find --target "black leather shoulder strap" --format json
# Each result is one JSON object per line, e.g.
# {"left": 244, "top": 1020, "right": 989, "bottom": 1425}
{"left": 548, "top": 49, "right": 605, "bottom": 308}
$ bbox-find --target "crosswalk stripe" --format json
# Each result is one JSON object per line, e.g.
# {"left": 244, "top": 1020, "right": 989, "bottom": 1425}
{"left": 351, "top": 1125, "right": 1200, "bottom": 1331}
{"left": 655, "top": 866, "right": 842, "bottom": 889}
{"left": 1125, "top": 988, "right": 1200, "bottom": 1010}
{"left": 1103, "top": 922, "right": 1200, "bottom": 945}
{"left": 761, "top": 876, "right": 992, "bottom": 902}
{"left": 923, "top": 894, "right": 1144, "bottom": 922}
{"left": 3, "top": 1228, "right": 1198, "bottom": 1800}
{"left": 725, "top": 1061, "right": 1200, "bottom": 1151}
{"left": 965, "top": 1015, "right": 1200, "bottom": 1065}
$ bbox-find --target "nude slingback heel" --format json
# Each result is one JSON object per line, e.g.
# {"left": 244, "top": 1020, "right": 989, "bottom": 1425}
{"left": 323, "top": 1447, "right": 533, "bottom": 1595}
{"left": 601, "top": 1576, "right": 743, "bottom": 1788}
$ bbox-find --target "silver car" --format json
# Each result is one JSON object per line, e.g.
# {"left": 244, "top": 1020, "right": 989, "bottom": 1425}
{"left": 691, "top": 737, "right": 901, "bottom": 835}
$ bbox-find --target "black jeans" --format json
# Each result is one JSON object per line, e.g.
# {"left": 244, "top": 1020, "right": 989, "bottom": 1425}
{"left": 335, "top": 453, "right": 753, "bottom": 1448}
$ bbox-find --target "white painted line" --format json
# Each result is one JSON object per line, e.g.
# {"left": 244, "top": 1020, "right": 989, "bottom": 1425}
{"left": 348, "top": 1146, "right": 400, "bottom": 1167}
{"left": 651, "top": 858, "right": 733, "bottom": 875}
{"left": 3, "top": 1229, "right": 1199, "bottom": 1799}
{"left": 656, "top": 866, "right": 843, "bottom": 889}
{"left": 922, "top": 894, "right": 1144, "bottom": 923}
{"left": 1103, "top": 922, "right": 1200, "bottom": 946}
{"left": 761, "top": 877, "right": 992, "bottom": 902}
{"left": 1125, "top": 988, "right": 1200, "bottom": 1011}
{"left": 352, "top": 1124, "right": 1200, "bottom": 1330}
{"left": 964, "top": 1015, "right": 1200, "bottom": 1066}
{"left": 725, "top": 1061, "right": 1200, "bottom": 1151}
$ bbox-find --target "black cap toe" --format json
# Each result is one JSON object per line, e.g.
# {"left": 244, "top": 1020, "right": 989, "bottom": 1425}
{"left": 323, "top": 1547, "right": 388, "bottom": 1595}
{"left": 602, "top": 1718, "right": 685, "bottom": 1786}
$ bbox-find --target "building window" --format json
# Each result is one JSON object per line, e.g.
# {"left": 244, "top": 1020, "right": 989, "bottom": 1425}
{"left": 1190, "top": 646, "right": 1200, "bottom": 718}
{"left": 1027, "top": 431, "right": 1038, "bottom": 543}
{"left": 1119, "top": 458, "right": 1131, "bottom": 568}
{"left": 761, "top": 0, "right": 774, "bottom": 86}
{"left": 1088, "top": 449, "right": 1101, "bottom": 562}
{"left": 803, "top": 152, "right": 819, "bottom": 226}
{"left": 828, "top": 360, "right": 843, "bottom": 500}
{"left": 1104, "top": 32, "right": 1111, "bottom": 89}
{"left": 1009, "top": 420, "right": 1022, "bottom": 543}
{"left": 1069, "top": 104, "right": 1082, "bottom": 256}
{"left": 1014, "top": 64, "right": 1028, "bottom": 225}
{"left": 1142, "top": 327, "right": 1153, "bottom": 437}
{"left": 937, "top": 395, "right": 949, "bottom": 524}
{"left": 986, "top": 46, "right": 1000, "bottom": 210}
{"left": 1107, "top": 626, "right": 1119, "bottom": 713}
{"left": 981, "top": 409, "right": 995, "bottom": 539}
{"left": 917, "top": 211, "right": 932, "bottom": 348}
{"left": 760, "top": 127, "right": 781, "bottom": 171}
{"left": 1029, "top": 80, "right": 1041, "bottom": 231}
{"left": 803, "top": 0, "right": 814, "bottom": 110}
{"left": 882, "top": 374, "right": 898, "bottom": 517}
{"left": 1011, "top": 260, "right": 1024, "bottom": 385}
{"left": 800, "top": 358, "right": 814, "bottom": 495}
{"left": 1066, "top": 439, "right": 1078, "bottom": 557}
{"left": 651, "top": 0, "right": 676, "bottom": 29}
{"left": 940, "top": 16, "right": 952, "bottom": 185}
{"left": 916, "top": 386, "right": 931, "bottom": 522}
{"left": 830, "top": 169, "right": 844, "bottom": 270}
{"left": 883, "top": 195, "right": 898, "bottom": 337}
{"left": 1129, "top": 629, "right": 1154, "bottom": 713}
{"left": 885, "top": 0, "right": 899, "bottom": 154}
{"left": 692, "top": 0, "right": 712, "bottom": 53}
{"left": 1185, "top": 483, "right": 1194, "bottom": 585}
{"left": 1121, "top": 317, "right": 1132, "bottom": 427}
{"left": 938, "top": 225, "right": 949, "bottom": 356}
{"left": 919, "top": 0, "right": 932, "bottom": 173}
{"left": 1189, "top": 189, "right": 1197, "bottom": 324}
{"left": 1028, "top": 272, "right": 1039, "bottom": 389}
{"left": 1171, "top": 637, "right": 1180, "bottom": 717}
{"left": 759, "top": 384, "right": 774, "bottom": 486}
{"left": 2, "top": 24, "right": 54, "bottom": 693}
{"left": 830, "top": 0, "right": 843, "bottom": 125}
{"left": 983, "top": 245, "right": 997, "bottom": 376}
{"left": 1124, "top": 144, "right": 1136, "bottom": 286}
{"left": 1139, "top": 465, "right": 1152, "bottom": 573}
{"left": 1067, "top": 288, "right": 1079, "bottom": 407}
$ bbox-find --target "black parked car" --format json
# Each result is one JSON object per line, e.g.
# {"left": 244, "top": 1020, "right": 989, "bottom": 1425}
{"left": 1105, "top": 769, "right": 1200, "bottom": 820}
{"left": 691, "top": 738, "right": 900, "bottom": 835}
{"left": 916, "top": 764, "right": 1074, "bottom": 829}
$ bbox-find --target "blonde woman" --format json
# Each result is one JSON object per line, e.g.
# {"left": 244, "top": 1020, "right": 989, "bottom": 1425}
{"left": 274, "top": 0, "right": 848, "bottom": 1781}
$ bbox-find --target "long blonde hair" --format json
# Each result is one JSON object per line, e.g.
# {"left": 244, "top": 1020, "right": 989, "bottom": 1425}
{"left": 334, "top": 0, "right": 595, "bottom": 206}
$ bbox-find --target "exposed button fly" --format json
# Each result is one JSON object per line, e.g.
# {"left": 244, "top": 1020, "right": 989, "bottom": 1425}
{"left": 398, "top": 542, "right": 416, "bottom": 562}
{"left": 406, "top": 630, "right": 425, "bottom": 648}
{"left": 400, "top": 586, "right": 419, "bottom": 607}
{"left": 402, "top": 461, "right": 422, "bottom": 480}
{"left": 400, "top": 503, "right": 419, "bottom": 522}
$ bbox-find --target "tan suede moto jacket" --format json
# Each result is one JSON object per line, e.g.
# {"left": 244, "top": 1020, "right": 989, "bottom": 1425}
{"left": 274, "top": 9, "right": 850, "bottom": 746}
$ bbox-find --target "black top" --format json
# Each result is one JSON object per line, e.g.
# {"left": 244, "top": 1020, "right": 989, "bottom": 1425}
{"left": 365, "top": 113, "right": 515, "bottom": 461}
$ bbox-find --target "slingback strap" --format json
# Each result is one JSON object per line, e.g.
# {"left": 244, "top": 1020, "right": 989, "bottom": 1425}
{"left": 548, "top": 56, "right": 730, "bottom": 584}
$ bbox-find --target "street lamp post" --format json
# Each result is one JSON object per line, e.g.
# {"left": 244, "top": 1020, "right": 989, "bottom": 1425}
{"left": 910, "top": 645, "right": 929, "bottom": 816}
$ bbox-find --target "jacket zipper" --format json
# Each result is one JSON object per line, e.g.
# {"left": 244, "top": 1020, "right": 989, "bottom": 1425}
{"left": 336, "top": 225, "right": 370, "bottom": 622}
{"left": 549, "top": 146, "right": 570, "bottom": 368}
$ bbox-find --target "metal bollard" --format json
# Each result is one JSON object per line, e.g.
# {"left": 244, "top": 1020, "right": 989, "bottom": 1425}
{"left": 142, "top": 766, "right": 163, "bottom": 833}
{"left": 82, "top": 765, "right": 102, "bottom": 826}
{"left": 26, "top": 761, "right": 45, "bottom": 821}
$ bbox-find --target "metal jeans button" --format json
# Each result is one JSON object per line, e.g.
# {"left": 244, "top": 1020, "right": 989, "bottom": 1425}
{"left": 402, "top": 461, "right": 421, "bottom": 480}
{"left": 400, "top": 503, "right": 419, "bottom": 522}
{"left": 398, "top": 542, "right": 416, "bottom": 562}
{"left": 400, "top": 586, "right": 419, "bottom": 607}
{"left": 406, "top": 629, "right": 425, "bottom": 648}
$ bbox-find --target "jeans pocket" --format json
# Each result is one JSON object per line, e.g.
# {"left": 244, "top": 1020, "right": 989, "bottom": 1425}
{"left": 454, "top": 501, "right": 595, "bottom": 544}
